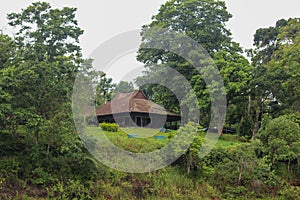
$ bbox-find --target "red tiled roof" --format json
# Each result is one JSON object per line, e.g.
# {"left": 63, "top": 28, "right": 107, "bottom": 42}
{"left": 95, "top": 90, "right": 179, "bottom": 116}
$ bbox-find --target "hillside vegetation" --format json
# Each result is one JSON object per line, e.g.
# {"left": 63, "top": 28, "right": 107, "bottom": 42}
{"left": 0, "top": 1, "right": 299, "bottom": 199}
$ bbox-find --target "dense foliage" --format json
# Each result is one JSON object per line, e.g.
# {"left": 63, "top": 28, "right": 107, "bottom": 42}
{"left": 0, "top": 1, "right": 299, "bottom": 199}
{"left": 99, "top": 123, "right": 119, "bottom": 132}
{"left": 136, "top": 0, "right": 254, "bottom": 135}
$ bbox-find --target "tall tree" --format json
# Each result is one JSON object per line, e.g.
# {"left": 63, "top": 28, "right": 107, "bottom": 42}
{"left": 136, "top": 0, "right": 253, "bottom": 132}
{"left": 250, "top": 18, "right": 300, "bottom": 139}
{"left": 266, "top": 18, "right": 300, "bottom": 112}
{"left": 0, "top": 34, "right": 15, "bottom": 132}
{"left": 113, "top": 81, "right": 134, "bottom": 94}
{"left": 7, "top": 2, "right": 83, "bottom": 62}
{"left": 0, "top": 34, "right": 15, "bottom": 69}
{"left": 1, "top": 2, "right": 84, "bottom": 143}
{"left": 95, "top": 72, "right": 115, "bottom": 107}
{"left": 251, "top": 19, "right": 288, "bottom": 66}
{"left": 138, "top": 0, "right": 233, "bottom": 62}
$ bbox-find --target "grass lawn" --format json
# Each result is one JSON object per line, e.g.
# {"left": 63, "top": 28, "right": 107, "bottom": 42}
{"left": 83, "top": 126, "right": 172, "bottom": 153}
{"left": 121, "top": 127, "right": 162, "bottom": 138}
{"left": 83, "top": 126, "right": 244, "bottom": 153}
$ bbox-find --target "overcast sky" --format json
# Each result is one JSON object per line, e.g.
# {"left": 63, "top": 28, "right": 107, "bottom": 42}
{"left": 1, "top": 0, "right": 299, "bottom": 82}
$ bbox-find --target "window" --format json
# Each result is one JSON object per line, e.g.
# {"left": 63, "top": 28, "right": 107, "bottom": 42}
{"left": 135, "top": 116, "right": 151, "bottom": 127}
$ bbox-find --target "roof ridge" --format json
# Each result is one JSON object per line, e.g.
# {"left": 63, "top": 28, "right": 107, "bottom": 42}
{"left": 96, "top": 90, "right": 180, "bottom": 117}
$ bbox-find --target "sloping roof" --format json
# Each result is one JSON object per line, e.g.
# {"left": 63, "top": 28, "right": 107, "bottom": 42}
{"left": 96, "top": 90, "right": 179, "bottom": 117}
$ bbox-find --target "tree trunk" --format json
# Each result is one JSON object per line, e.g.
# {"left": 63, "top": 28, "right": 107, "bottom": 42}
{"left": 34, "top": 131, "right": 39, "bottom": 145}
{"left": 247, "top": 96, "right": 251, "bottom": 116}
{"left": 46, "top": 143, "right": 51, "bottom": 157}
{"left": 217, "top": 105, "right": 226, "bottom": 136}
{"left": 186, "top": 154, "right": 192, "bottom": 175}
{"left": 252, "top": 105, "right": 262, "bottom": 140}
{"left": 240, "top": 116, "right": 244, "bottom": 128}
{"left": 218, "top": 120, "right": 223, "bottom": 136}
{"left": 238, "top": 166, "right": 243, "bottom": 186}
{"left": 187, "top": 158, "right": 192, "bottom": 174}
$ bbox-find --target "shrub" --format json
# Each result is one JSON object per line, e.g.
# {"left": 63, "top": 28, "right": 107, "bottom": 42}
{"left": 99, "top": 123, "right": 119, "bottom": 132}
{"left": 47, "top": 179, "right": 91, "bottom": 199}
{"left": 278, "top": 185, "right": 300, "bottom": 200}
{"left": 0, "top": 157, "right": 22, "bottom": 188}
{"left": 257, "top": 116, "right": 300, "bottom": 171}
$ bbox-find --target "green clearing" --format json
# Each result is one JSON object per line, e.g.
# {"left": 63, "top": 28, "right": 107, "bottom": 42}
{"left": 121, "top": 127, "right": 163, "bottom": 138}
{"left": 84, "top": 126, "right": 171, "bottom": 153}
{"left": 84, "top": 126, "right": 242, "bottom": 153}
{"left": 215, "top": 134, "right": 246, "bottom": 148}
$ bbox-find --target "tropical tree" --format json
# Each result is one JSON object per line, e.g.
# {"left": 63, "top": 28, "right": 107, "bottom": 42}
{"left": 0, "top": 34, "right": 15, "bottom": 132}
{"left": 266, "top": 18, "right": 300, "bottom": 113}
{"left": 250, "top": 18, "right": 300, "bottom": 139}
{"left": 170, "top": 122, "right": 203, "bottom": 174}
{"left": 258, "top": 116, "right": 300, "bottom": 172}
{"left": 113, "top": 81, "right": 134, "bottom": 94}
{"left": 2, "top": 1, "right": 83, "bottom": 144}
{"left": 95, "top": 72, "right": 115, "bottom": 107}
{"left": 136, "top": 0, "right": 253, "bottom": 133}
{"left": 0, "top": 3, "right": 100, "bottom": 191}
{"left": 251, "top": 19, "right": 288, "bottom": 66}
{"left": 0, "top": 34, "right": 15, "bottom": 69}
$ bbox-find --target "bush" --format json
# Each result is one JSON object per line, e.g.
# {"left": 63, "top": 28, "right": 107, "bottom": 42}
{"left": 47, "top": 179, "right": 91, "bottom": 199}
{"left": 99, "top": 123, "right": 119, "bottom": 132}
{"left": 278, "top": 185, "right": 300, "bottom": 200}
{"left": 0, "top": 157, "right": 22, "bottom": 188}
{"left": 257, "top": 116, "right": 300, "bottom": 171}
